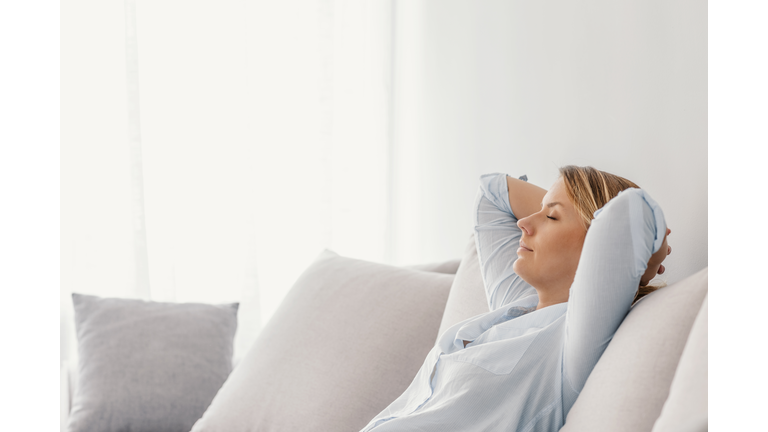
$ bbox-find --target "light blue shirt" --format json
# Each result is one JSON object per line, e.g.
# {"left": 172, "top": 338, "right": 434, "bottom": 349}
{"left": 360, "top": 172, "right": 667, "bottom": 432}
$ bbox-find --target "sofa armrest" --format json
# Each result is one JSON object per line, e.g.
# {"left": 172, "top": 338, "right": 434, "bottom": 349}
{"left": 60, "top": 361, "right": 70, "bottom": 431}
{"left": 61, "top": 359, "right": 79, "bottom": 431}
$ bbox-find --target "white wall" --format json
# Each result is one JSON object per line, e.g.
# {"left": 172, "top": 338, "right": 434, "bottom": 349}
{"left": 391, "top": 0, "right": 707, "bottom": 286}
{"left": 61, "top": 1, "right": 707, "bottom": 363}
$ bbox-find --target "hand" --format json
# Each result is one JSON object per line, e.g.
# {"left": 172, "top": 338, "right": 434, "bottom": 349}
{"left": 640, "top": 227, "right": 672, "bottom": 286}
{"left": 657, "top": 227, "right": 672, "bottom": 275}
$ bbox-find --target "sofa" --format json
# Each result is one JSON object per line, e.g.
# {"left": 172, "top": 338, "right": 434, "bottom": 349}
{"left": 61, "top": 234, "right": 708, "bottom": 432}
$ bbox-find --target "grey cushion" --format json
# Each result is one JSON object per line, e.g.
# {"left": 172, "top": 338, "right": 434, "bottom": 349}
{"left": 436, "top": 234, "right": 492, "bottom": 342}
{"left": 191, "top": 249, "right": 455, "bottom": 432}
{"left": 651, "top": 295, "right": 708, "bottom": 432}
{"left": 560, "top": 267, "right": 709, "bottom": 432}
{"left": 67, "top": 293, "right": 239, "bottom": 432}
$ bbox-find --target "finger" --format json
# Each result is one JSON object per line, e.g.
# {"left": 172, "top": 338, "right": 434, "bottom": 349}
{"left": 658, "top": 264, "right": 665, "bottom": 274}
{"left": 668, "top": 245, "right": 672, "bottom": 255}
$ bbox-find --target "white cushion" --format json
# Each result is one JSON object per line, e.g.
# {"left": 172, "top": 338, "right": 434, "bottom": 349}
{"left": 651, "top": 295, "right": 708, "bottom": 432}
{"left": 560, "top": 267, "right": 709, "bottom": 432}
{"left": 191, "top": 249, "right": 455, "bottom": 432}
{"left": 435, "top": 234, "right": 491, "bottom": 342}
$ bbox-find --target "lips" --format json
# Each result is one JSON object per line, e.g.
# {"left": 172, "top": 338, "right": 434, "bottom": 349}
{"left": 519, "top": 241, "right": 533, "bottom": 252}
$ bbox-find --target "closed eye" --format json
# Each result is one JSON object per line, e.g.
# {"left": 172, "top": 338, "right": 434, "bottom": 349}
{"left": 547, "top": 216, "right": 556, "bottom": 220}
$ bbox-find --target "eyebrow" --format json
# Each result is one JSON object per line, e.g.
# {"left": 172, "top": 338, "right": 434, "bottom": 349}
{"left": 541, "top": 202, "right": 563, "bottom": 208}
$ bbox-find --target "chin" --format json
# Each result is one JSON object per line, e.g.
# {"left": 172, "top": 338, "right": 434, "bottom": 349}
{"left": 513, "top": 261, "right": 527, "bottom": 280}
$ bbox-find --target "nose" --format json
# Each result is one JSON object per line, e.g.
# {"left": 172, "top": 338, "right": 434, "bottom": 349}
{"left": 517, "top": 216, "right": 531, "bottom": 236}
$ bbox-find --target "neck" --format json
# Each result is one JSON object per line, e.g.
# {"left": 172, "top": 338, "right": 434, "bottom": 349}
{"left": 534, "top": 289, "right": 570, "bottom": 311}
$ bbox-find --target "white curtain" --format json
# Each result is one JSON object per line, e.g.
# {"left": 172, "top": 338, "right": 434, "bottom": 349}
{"left": 61, "top": 0, "right": 396, "bottom": 365}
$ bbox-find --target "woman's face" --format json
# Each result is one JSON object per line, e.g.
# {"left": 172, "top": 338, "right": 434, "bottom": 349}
{"left": 513, "top": 177, "right": 587, "bottom": 292}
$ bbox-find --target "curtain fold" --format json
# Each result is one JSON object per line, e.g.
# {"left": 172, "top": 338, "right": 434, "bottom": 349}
{"left": 61, "top": 0, "right": 396, "bottom": 365}
{"left": 125, "top": 0, "right": 151, "bottom": 300}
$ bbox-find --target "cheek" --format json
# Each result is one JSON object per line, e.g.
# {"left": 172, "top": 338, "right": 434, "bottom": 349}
{"left": 563, "top": 232, "right": 586, "bottom": 265}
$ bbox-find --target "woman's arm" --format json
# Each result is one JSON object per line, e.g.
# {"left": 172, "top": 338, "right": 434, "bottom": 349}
{"left": 472, "top": 173, "right": 545, "bottom": 311}
{"left": 505, "top": 174, "right": 548, "bottom": 221}
{"left": 562, "top": 188, "right": 667, "bottom": 404}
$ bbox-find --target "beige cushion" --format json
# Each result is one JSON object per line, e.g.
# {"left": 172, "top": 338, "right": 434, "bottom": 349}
{"left": 405, "top": 258, "right": 462, "bottom": 274}
{"left": 651, "top": 295, "right": 708, "bottom": 432}
{"left": 435, "top": 234, "right": 492, "bottom": 342}
{"left": 560, "top": 267, "right": 709, "bottom": 432}
{"left": 191, "top": 249, "right": 455, "bottom": 432}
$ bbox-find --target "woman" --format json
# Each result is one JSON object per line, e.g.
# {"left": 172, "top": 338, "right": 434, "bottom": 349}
{"left": 360, "top": 165, "right": 671, "bottom": 432}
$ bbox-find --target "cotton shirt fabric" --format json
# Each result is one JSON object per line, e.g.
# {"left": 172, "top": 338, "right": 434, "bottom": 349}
{"left": 359, "top": 172, "right": 667, "bottom": 432}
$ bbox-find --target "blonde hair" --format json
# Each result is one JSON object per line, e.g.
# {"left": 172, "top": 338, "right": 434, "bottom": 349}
{"left": 558, "top": 165, "right": 667, "bottom": 306}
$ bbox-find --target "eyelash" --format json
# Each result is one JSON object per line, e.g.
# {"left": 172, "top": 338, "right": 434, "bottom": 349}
{"left": 547, "top": 216, "right": 556, "bottom": 220}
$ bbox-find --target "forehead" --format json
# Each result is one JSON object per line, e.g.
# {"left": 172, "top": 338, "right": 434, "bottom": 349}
{"left": 543, "top": 177, "right": 572, "bottom": 208}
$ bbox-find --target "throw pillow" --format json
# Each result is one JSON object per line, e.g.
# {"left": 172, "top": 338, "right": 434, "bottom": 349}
{"left": 651, "top": 294, "right": 708, "bottom": 432}
{"left": 559, "top": 267, "right": 709, "bottom": 432}
{"left": 67, "top": 293, "right": 239, "bottom": 432}
{"left": 435, "top": 233, "right": 494, "bottom": 342}
{"left": 190, "top": 249, "right": 455, "bottom": 432}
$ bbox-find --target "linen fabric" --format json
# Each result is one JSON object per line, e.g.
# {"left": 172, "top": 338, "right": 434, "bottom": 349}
{"left": 360, "top": 172, "right": 668, "bottom": 432}
{"left": 190, "top": 249, "right": 456, "bottom": 432}
{"left": 67, "top": 293, "right": 239, "bottom": 432}
{"left": 559, "top": 267, "right": 708, "bottom": 432}
{"left": 651, "top": 294, "right": 708, "bottom": 432}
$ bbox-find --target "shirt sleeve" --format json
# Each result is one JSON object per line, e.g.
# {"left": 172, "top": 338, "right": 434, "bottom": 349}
{"left": 562, "top": 187, "right": 667, "bottom": 403}
{"left": 472, "top": 172, "right": 538, "bottom": 311}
